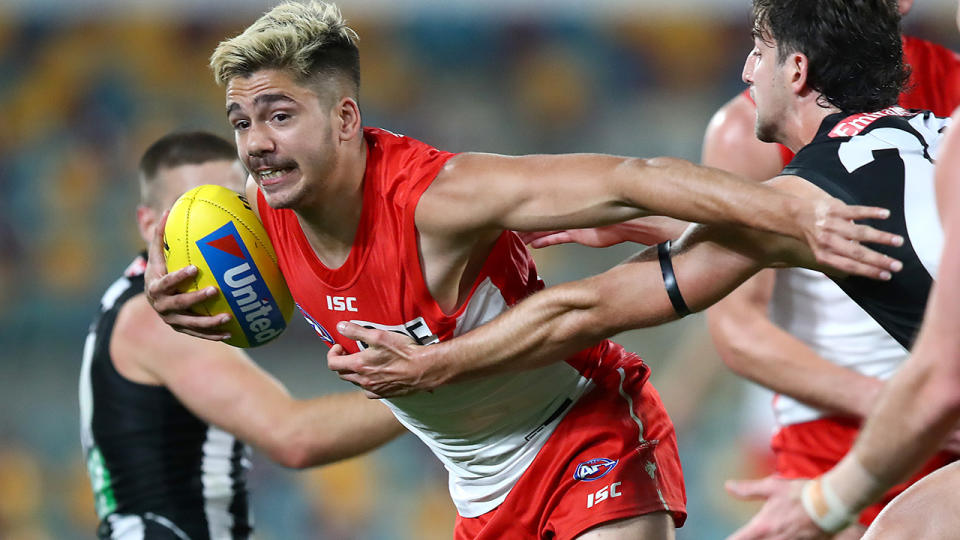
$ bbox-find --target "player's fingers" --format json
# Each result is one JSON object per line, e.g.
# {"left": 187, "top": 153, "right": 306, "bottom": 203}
{"left": 823, "top": 232, "right": 901, "bottom": 270}
{"left": 833, "top": 204, "right": 890, "bottom": 222}
{"left": 146, "top": 265, "right": 200, "bottom": 298}
{"left": 724, "top": 478, "right": 775, "bottom": 500}
{"left": 726, "top": 524, "right": 759, "bottom": 540}
{"left": 818, "top": 252, "right": 893, "bottom": 280}
{"left": 151, "top": 284, "right": 219, "bottom": 314}
{"left": 336, "top": 321, "right": 384, "bottom": 344}
{"left": 164, "top": 311, "right": 231, "bottom": 331}
{"left": 529, "top": 232, "right": 573, "bottom": 249}
{"left": 516, "top": 231, "right": 554, "bottom": 244}
{"left": 175, "top": 326, "right": 231, "bottom": 341}
{"left": 146, "top": 211, "right": 171, "bottom": 277}
{"left": 829, "top": 220, "right": 903, "bottom": 248}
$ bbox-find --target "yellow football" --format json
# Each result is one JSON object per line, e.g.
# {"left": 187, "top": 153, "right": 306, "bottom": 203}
{"left": 164, "top": 184, "right": 293, "bottom": 348}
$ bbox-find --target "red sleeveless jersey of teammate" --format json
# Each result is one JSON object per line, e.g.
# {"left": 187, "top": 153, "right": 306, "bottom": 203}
{"left": 746, "top": 34, "right": 960, "bottom": 167}
{"left": 257, "top": 127, "right": 686, "bottom": 538}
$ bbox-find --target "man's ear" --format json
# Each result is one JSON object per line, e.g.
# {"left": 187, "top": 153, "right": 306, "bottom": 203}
{"left": 136, "top": 205, "right": 156, "bottom": 246}
{"left": 336, "top": 97, "right": 362, "bottom": 143}
{"left": 790, "top": 52, "right": 810, "bottom": 95}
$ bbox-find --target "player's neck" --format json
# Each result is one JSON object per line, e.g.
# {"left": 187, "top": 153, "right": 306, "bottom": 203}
{"left": 295, "top": 138, "right": 369, "bottom": 269}
{"left": 785, "top": 98, "right": 839, "bottom": 153}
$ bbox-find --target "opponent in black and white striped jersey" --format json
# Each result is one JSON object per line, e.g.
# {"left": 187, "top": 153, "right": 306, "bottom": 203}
{"left": 782, "top": 107, "right": 948, "bottom": 348}
{"left": 78, "top": 131, "right": 404, "bottom": 539}
{"left": 80, "top": 254, "right": 253, "bottom": 540}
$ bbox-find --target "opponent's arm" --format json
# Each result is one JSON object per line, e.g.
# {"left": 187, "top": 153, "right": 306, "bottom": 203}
{"left": 708, "top": 272, "right": 883, "bottom": 418}
{"left": 704, "top": 94, "right": 882, "bottom": 419}
{"left": 114, "top": 294, "right": 404, "bottom": 468}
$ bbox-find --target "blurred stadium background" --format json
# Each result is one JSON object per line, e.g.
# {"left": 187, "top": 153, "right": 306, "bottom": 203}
{"left": 0, "top": 0, "right": 957, "bottom": 538}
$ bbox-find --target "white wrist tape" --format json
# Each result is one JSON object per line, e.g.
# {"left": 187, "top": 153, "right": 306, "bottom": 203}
{"left": 801, "top": 476, "right": 856, "bottom": 533}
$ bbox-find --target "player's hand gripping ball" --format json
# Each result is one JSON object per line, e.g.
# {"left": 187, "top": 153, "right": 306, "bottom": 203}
{"left": 164, "top": 185, "right": 294, "bottom": 347}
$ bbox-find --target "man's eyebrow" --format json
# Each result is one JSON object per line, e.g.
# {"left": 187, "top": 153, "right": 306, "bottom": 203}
{"left": 226, "top": 94, "right": 296, "bottom": 116}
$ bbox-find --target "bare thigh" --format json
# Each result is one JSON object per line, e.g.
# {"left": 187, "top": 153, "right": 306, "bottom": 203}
{"left": 574, "top": 512, "right": 675, "bottom": 540}
{"left": 863, "top": 461, "right": 960, "bottom": 540}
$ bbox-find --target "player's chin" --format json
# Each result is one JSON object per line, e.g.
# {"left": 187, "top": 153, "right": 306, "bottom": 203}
{"left": 260, "top": 183, "right": 300, "bottom": 210}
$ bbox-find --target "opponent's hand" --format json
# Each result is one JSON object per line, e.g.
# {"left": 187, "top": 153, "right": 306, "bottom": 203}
{"left": 518, "top": 217, "right": 687, "bottom": 248}
{"left": 327, "top": 322, "right": 447, "bottom": 398}
{"left": 799, "top": 199, "right": 903, "bottom": 280}
{"left": 144, "top": 211, "right": 231, "bottom": 341}
{"left": 725, "top": 476, "right": 830, "bottom": 540}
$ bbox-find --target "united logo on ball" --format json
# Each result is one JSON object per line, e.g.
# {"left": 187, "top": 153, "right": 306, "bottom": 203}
{"left": 164, "top": 184, "right": 294, "bottom": 348}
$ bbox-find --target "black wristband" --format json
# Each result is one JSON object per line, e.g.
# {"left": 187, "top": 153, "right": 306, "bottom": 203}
{"left": 657, "top": 241, "right": 691, "bottom": 318}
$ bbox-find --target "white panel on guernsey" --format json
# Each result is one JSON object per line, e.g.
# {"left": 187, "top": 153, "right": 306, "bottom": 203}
{"left": 383, "top": 278, "right": 593, "bottom": 517}
{"left": 769, "top": 268, "right": 908, "bottom": 427}
{"left": 201, "top": 427, "right": 249, "bottom": 538}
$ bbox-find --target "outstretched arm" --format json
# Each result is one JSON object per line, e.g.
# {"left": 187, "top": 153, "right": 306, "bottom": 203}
{"left": 421, "top": 152, "right": 902, "bottom": 271}
{"left": 330, "top": 181, "right": 893, "bottom": 398}
{"left": 115, "top": 293, "right": 404, "bottom": 468}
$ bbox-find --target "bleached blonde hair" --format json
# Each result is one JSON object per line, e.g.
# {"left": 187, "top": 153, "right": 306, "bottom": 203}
{"left": 210, "top": 1, "right": 360, "bottom": 91}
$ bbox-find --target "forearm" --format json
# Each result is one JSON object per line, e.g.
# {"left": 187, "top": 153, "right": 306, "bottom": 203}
{"left": 418, "top": 259, "right": 670, "bottom": 385}
{"left": 708, "top": 301, "right": 883, "bottom": 418}
{"left": 620, "top": 157, "right": 806, "bottom": 238}
{"left": 420, "top": 227, "right": 767, "bottom": 385}
{"left": 274, "top": 392, "right": 404, "bottom": 468}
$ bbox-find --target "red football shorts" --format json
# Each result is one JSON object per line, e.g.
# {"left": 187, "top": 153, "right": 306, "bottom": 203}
{"left": 454, "top": 361, "right": 686, "bottom": 540}
{"left": 773, "top": 417, "right": 959, "bottom": 526}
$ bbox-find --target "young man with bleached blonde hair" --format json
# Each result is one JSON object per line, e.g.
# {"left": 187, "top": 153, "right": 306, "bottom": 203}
{"left": 147, "top": 2, "right": 900, "bottom": 538}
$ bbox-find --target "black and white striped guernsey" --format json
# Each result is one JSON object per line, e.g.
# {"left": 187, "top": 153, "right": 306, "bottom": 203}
{"left": 782, "top": 107, "right": 949, "bottom": 349}
{"left": 79, "top": 254, "right": 253, "bottom": 539}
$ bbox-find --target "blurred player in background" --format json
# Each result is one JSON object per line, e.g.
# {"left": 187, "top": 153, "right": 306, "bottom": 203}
{"left": 80, "top": 131, "right": 403, "bottom": 539}
{"left": 143, "top": 2, "right": 897, "bottom": 538}
{"left": 702, "top": 0, "right": 960, "bottom": 537}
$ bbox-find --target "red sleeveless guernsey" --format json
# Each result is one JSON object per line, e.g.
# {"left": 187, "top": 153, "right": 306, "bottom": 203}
{"left": 256, "top": 127, "right": 643, "bottom": 517}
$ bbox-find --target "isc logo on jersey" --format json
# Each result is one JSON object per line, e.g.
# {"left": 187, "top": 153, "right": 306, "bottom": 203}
{"left": 165, "top": 185, "right": 294, "bottom": 348}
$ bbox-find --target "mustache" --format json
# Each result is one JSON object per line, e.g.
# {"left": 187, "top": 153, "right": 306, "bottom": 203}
{"left": 245, "top": 157, "right": 298, "bottom": 172}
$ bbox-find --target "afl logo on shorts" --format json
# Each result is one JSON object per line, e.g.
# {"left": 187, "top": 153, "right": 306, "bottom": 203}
{"left": 574, "top": 458, "right": 618, "bottom": 482}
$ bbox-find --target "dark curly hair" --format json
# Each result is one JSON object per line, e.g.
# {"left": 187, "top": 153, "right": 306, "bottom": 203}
{"left": 752, "top": 0, "right": 910, "bottom": 113}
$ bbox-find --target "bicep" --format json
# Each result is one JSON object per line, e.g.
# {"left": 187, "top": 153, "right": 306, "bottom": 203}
{"left": 417, "top": 152, "right": 648, "bottom": 237}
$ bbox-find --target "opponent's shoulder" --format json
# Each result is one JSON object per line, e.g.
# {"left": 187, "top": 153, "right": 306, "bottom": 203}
{"left": 111, "top": 293, "right": 227, "bottom": 382}
{"left": 703, "top": 93, "right": 785, "bottom": 180}
{"left": 704, "top": 92, "right": 757, "bottom": 143}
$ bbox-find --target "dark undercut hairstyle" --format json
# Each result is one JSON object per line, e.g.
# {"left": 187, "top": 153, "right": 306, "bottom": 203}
{"left": 752, "top": 0, "right": 910, "bottom": 113}
{"left": 138, "top": 131, "right": 237, "bottom": 208}
{"left": 209, "top": 1, "right": 361, "bottom": 99}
